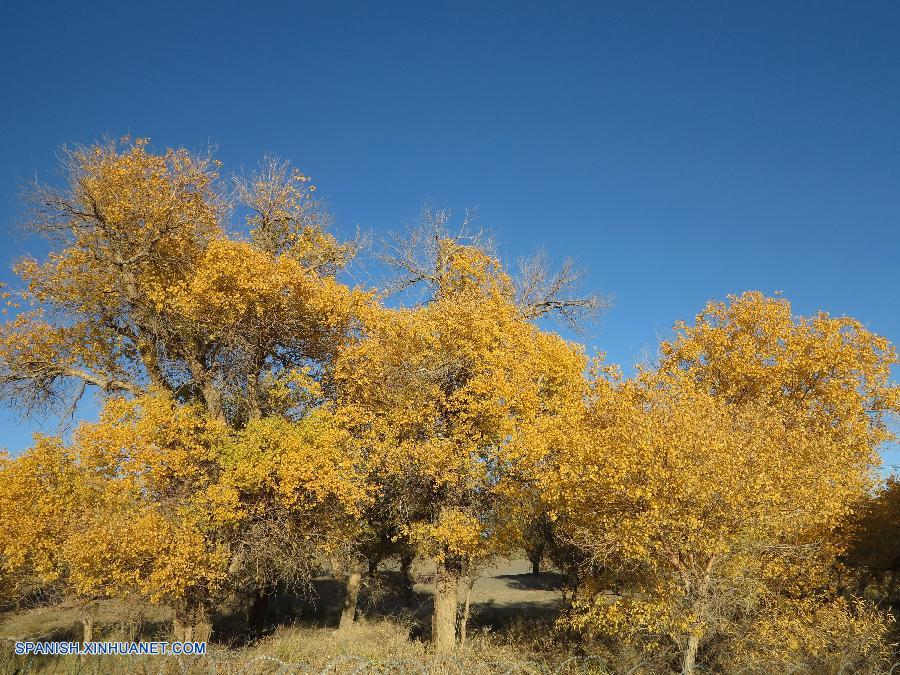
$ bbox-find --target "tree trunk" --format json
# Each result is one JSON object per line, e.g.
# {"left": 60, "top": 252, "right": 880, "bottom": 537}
{"left": 193, "top": 611, "right": 212, "bottom": 644}
{"left": 248, "top": 585, "right": 273, "bottom": 633}
{"left": 528, "top": 542, "right": 545, "bottom": 575}
{"left": 458, "top": 572, "right": 476, "bottom": 648}
{"left": 400, "top": 554, "right": 415, "bottom": 593}
{"left": 202, "top": 383, "right": 224, "bottom": 422}
{"left": 81, "top": 616, "right": 94, "bottom": 644}
{"left": 173, "top": 615, "right": 188, "bottom": 642}
{"left": 338, "top": 561, "right": 363, "bottom": 631}
{"left": 682, "top": 633, "right": 700, "bottom": 674}
{"left": 681, "top": 556, "right": 713, "bottom": 674}
{"left": 432, "top": 559, "right": 459, "bottom": 652}
{"left": 173, "top": 603, "right": 212, "bottom": 643}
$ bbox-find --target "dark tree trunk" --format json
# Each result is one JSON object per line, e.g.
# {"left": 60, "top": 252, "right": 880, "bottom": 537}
{"left": 248, "top": 585, "right": 273, "bottom": 633}
{"left": 400, "top": 554, "right": 415, "bottom": 593}
{"left": 528, "top": 542, "right": 545, "bottom": 575}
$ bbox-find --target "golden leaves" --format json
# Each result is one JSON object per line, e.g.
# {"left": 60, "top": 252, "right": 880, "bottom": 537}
{"left": 333, "top": 244, "right": 588, "bottom": 564}
{"left": 0, "top": 138, "right": 896, "bottom": 664}
{"left": 547, "top": 292, "right": 898, "bottom": 662}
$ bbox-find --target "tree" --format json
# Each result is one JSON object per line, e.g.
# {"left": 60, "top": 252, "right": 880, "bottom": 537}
{"left": 0, "top": 437, "right": 89, "bottom": 607}
{"left": 545, "top": 292, "right": 898, "bottom": 673}
{"left": 335, "top": 234, "right": 588, "bottom": 650}
{"left": 219, "top": 412, "right": 371, "bottom": 633}
{"left": 381, "top": 204, "right": 608, "bottom": 330}
{"left": 0, "top": 138, "right": 371, "bottom": 638}
{"left": 2, "top": 138, "right": 365, "bottom": 425}
{"left": 68, "top": 393, "right": 232, "bottom": 640}
{"left": 846, "top": 475, "right": 900, "bottom": 618}
{"left": 0, "top": 390, "right": 372, "bottom": 641}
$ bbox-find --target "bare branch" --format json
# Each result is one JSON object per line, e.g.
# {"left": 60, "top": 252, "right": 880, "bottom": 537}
{"left": 515, "top": 249, "right": 610, "bottom": 332}
{"left": 234, "top": 155, "right": 361, "bottom": 276}
{"left": 380, "top": 203, "right": 493, "bottom": 299}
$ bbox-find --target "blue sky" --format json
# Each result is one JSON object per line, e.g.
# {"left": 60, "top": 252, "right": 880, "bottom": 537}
{"left": 0, "top": 1, "right": 897, "bottom": 464}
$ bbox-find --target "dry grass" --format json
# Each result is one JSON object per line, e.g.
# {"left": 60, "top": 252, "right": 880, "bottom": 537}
{"left": 0, "top": 569, "right": 895, "bottom": 674}
{"left": 0, "top": 599, "right": 172, "bottom": 642}
{"left": 0, "top": 617, "right": 603, "bottom": 674}
{"left": 0, "top": 608, "right": 606, "bottom": 674}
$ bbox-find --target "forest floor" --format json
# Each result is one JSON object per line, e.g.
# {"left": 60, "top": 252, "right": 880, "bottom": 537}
{"left": 353, "top": 557, "right": 566, "bottom": 637}
{"left": 0, "top": 559, "right": 589, "bottom": 673}
{"left": 2, "top": 560, "right": 893, "bottom": 673}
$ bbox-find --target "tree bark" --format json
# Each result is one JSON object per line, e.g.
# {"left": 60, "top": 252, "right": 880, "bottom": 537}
{"left": 173, "top": 603, "right": 212, "bottom": 643}
{"left": 81, "top": 616, "right": 94, "bottom": 644}
{"left": 682, "top": 633, "right": 700, "bottom": 674}
{"left": 184, "top": 346, "right": 225, "bottom": 422}
{"left": 400, "top": 554, "right": 415, "bottom": 593}
{"left": 193, "top": 611, "right": 212, "bottom": 644}
{"left": 201, "top": 381, "right": 224, "bottom": 422}
{"left": 458, "top": 572, "right": 476, "bottom": 648}
{"left": 528, "top": 542, "right": 545, "bottom": 575}
{"left": 338, "top": 561, "right": 364, "bottom": 631}
{"left": 248, "top": 585, "right": 273, "bottom": 633}
{"left": 680, "top": 556, "right": 714, "bottom": 675}
{"left": 432, "top": 559, "right": 459, "bottom": 652}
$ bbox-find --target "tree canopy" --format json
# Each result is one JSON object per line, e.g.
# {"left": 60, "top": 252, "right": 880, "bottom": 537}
{"left": 0, "top": 140, "right": 897, "bottom": 672}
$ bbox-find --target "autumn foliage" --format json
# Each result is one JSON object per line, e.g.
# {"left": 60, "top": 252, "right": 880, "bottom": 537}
{"left": 0, "top": 139, "right": 897, "bottom": 672}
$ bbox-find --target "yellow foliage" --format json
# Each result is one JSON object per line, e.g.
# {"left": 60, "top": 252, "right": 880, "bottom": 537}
{"left": 0, "top": 438, "right": 86, "bottom": 595}
{"left": 0, "top": 140, "right": 896, "bottom": 663}
{"left": 546, "top": 292, "right": 898, "bottom": 669}
{"left": 0, "top": 138, "right": 369, "bottom": 426}
{"left": 335, "top": 242, "right": 587, "bottom": 567}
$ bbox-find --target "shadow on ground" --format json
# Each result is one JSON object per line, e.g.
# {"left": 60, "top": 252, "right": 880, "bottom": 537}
{"left": 495, "top": 572, "right": 567, "bottom": 592}
{"left": 215, "top": 562, "right": 565, "bottom": 646}
{"left": 0, "top": 560, "right": 566, "bottom": 649}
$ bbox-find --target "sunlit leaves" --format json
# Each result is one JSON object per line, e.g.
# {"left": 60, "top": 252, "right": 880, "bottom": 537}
{"left": 546, "top": 292, "right": 898, "bottom": 669}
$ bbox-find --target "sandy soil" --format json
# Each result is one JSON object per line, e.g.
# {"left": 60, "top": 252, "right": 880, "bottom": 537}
{"left": 410, "top": 557, "right": 564, "bottom": 608}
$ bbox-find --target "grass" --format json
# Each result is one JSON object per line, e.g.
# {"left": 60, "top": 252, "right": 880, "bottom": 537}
{"left": 0, "top": 615, "right": 610, "bottom": 674}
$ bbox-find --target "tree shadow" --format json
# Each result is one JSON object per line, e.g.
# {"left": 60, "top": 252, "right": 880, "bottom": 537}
{"left": 494, "top": 572, "right": 567, "bottom": 591}
{"left": 215, "top": 571, "right": 435, "bottom": 645}
{"left": 214, "top": 568, "right": 567, "bottom": 646}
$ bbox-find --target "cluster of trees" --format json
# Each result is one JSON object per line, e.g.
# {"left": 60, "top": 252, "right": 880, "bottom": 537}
{"left": 0, "top": 139, "right": 897, "bottom": 672}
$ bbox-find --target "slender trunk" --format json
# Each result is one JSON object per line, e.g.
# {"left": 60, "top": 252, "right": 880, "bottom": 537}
{"left": 682, "top": 633, "right": 700, "bottom": 674}
{"left": 193, "top": 610, "right": 212, "bottom": 644}
{"left": 135, "top": 335, "right": 168, "bottom": 391}
{"left": 248, "top": 585, "right": 273, "bottom": 633}
{"left": 185, "top": 346, "right": 225, "bottom": 422}
{"left": 680, "top": 556, "right": 714, "bottom": 675}
{"left": 458, "top": 571, "right": 476, "bottom": 648}
{"left": 528, "top": 542, "right": 545, "bottom": 575}
{"left": 400, "top": 554, "right": 415, "bottom": 594}
{"left": 201, "top": 382, "right": 224, "bottom": 422}
{"left": 173, "top": 602, "right": 212, "bottom": 643}
{"left": 81, "top": 616, "right": 93, "bottom": 644}
{"left": 338, "top": 561, "right": 364, "bottom": 631}
{"left": 432, "top": 559, "right": 459, "bottom": 652}
{"left": 246, "top": 365, "right": 263, "bottom": 421}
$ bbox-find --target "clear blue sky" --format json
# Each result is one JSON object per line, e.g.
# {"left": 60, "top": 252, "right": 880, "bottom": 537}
{"left": 0, "top": 1, "right": 897, "bottom": 464}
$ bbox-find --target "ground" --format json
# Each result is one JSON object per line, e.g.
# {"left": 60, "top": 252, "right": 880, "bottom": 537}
{"left": 0, "top": 558, "right": 566, "bottom": 642}
{"left": 0, "top": 560, "right": 583, "bottom": 673}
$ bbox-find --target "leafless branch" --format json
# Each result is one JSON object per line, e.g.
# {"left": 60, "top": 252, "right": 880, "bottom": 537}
{"left": 515, "top": 249, "right": 610, "bottom": 332}
{"left": 380, "top": 203, "right": 493, "bottom": 299}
